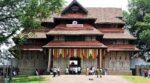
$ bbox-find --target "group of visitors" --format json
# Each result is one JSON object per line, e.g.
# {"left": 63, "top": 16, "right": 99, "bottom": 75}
{"left": 47, "top": 66, "right": 107, "bottom": 77}
{"left": 86, "top": 66, "right": 106, "bottom": 78}
{"left": 0, "top": 67, "right": 19, "bottom": 77}
{"left": 65, "top": 66, "right": 81, "bottom": 74}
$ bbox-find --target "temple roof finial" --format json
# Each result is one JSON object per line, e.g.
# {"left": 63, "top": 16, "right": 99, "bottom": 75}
{"left": 61, "top": 0, "right": 88, "bottom": 15}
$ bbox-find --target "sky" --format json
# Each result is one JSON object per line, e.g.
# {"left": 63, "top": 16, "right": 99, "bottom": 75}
{"left": 65, "top": 0, "right": 128, "bottom": 11}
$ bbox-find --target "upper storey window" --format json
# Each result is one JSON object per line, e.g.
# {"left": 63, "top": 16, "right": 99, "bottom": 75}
{"left": 72, "top": 20, "right": 78, "bottom": 24}
{"left": 66, "top": 20, "right": 83, "bottom": 27}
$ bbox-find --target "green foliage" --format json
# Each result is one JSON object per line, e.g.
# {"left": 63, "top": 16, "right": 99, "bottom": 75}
{"left": 139, "top": 30, "right": 150, "bottom": 46}
{"left": 20, "top": 0, "right": 64, "bottom": 29}
{"left": 124, "top": 0, "right": 150, "bottom": 57}
{"left": 12, "top": 75, "right": 52, "bottom": 83}
{"left": 0, "top": 0, "right": 64, "bottom": 43}
{"left": 124, "top": 76, "right": 150, "bottom": 83}
{"left": 0, "top": 0, "right": 64, "bottom": 60}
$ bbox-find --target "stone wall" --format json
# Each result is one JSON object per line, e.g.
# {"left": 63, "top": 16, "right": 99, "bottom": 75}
{"left": 18, "top": 51, "right": 48, "bottom": 75}
{"left": 104, "top": 52, "right": 131, "bottom": 75}
{"left": 18, "top": 51, "right": 131, "bottom": 75}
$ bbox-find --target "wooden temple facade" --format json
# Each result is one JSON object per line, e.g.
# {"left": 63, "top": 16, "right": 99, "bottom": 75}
{"left": 15, "top": 0, "right": 139, "bottom": 75}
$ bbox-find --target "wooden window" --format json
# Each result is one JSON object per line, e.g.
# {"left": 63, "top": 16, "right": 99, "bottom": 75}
{"left": 72, "top": 21, "right": 78, "bottom": 24}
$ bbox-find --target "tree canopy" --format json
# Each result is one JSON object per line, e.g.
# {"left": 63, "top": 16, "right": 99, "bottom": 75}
{"left": 124, "top": 0, "right": 150, "bottom": 59}
{"left": 0, "top": 0, "right": 64, "bottom": 44}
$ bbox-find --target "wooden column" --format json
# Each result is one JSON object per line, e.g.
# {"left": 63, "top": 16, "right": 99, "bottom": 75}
{"left": 97, "top": 49, "right": 100, "bottom": 68}
{"left": 47, "top": 49, "right": 51, "bottom": 72}
{"left": 100, "top": 49, "right": 102, "bottom": 68}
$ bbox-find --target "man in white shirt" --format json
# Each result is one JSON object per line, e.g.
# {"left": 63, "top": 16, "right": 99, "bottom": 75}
{"left": 57, "top": 67, "right": 60, "bottom": 76}
{"left": 77, "top": 67, "right": 81, "bottom": 74}
{"left": 65, "top": 67, "right": 69, "bottom": 74}
{"left": 53, "top": 67, "right": 57, "bottom": 77}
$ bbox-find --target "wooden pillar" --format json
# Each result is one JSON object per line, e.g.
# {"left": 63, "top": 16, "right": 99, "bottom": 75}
{"left": 100, "top": 49, "right": 102, "bottom": 68}
{"left": 47, "top": 49, "right": 51, "bottom": 72}
{"left": 97, "top": 49, "right": 100, "bottom": 68}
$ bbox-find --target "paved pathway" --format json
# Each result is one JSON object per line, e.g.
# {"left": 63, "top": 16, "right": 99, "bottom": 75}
{"left": 52, "top": 75, "right": 130, "bottom": 83}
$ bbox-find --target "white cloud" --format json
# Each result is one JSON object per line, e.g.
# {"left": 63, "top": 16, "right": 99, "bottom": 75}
{"left": 65, "top": 0, "right": 128, "bottom": 11}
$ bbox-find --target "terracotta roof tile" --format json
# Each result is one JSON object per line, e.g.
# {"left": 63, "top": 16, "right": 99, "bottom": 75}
{"left": 107, "top": 44, "right": 140, "bottom": 52}
{"left": 98, "top": 28, "right": 124, "bottom": 33}
{"left": 46, "top": 24, "right": 103, "bottom": 35}
{"left": 43, "top": 8, "right": 124, "bottom": 24}
{"left": 61, "top": 13, "right": 87, "bottom": 18}
{"left": 43, "top": 41, "right": 107, "bottom": 48}
{"left": 103, "top": 30, "right": 136, "bottom": 40}
{"left": 87, "top": 8, "right": 124, "bottom": 24}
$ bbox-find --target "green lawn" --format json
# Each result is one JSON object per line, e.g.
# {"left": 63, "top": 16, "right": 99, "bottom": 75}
{"left": 124, "top": 76, "right": 150, "bottom": 83}
{"left": 12, "top": 75, "right": 51, "bottom": 83}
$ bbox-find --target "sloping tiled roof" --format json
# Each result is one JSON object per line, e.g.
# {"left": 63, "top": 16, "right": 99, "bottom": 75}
{"left": 43, "top": 8, "right": 124, "bottom": 24}
{"left": 43, "top": 41, "right": 107, "bottom": 48}
{"left": 98, "top": 28, "right": 124, "bottom": 33}
{"left": 87, "top": 8, "right": 124, "bottom": 24}
{"left": 19, "top": 45, "right": 43, "bottom": 51}
{"left": 107, "top": 44, "right": 140, "bottom": 52}
{"left": 47, "top": 24, "right": 103, "bottom": 35}
{"left": 103, "top": 30, "right": 136, "bottom": 40}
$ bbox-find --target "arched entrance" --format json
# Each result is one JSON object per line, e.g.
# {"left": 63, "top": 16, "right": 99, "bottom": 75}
{"left": 69, "top": 57, "right": 81, "bottom": 74}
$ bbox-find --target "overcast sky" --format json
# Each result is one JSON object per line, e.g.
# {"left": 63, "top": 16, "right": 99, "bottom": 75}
{"left": 65, "top": 0, "right": 128, "bottom": 11}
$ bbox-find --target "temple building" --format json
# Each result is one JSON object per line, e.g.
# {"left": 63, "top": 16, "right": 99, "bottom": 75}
{"left": 14, "top": 0, "right": 139, "bottom": 75}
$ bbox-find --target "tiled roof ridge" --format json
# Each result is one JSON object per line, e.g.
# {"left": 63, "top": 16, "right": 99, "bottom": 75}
{"left": 42, "top": 7, "right": 124, "bottom": 24}
{"left": 83, "top": 7, "right": 122, "bottom": 9}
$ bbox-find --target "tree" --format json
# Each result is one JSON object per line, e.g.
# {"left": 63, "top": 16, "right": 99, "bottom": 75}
{"left": 0, "top": 0, "right": 64, "bottom": 64}
{"left": 0, "top": 0, "right": 64, "bottom": 43}
{"left": 124, "top": 0, "right": 150, "bottom": 59}
{"left": 0, "top": 0, "right": 64, "bottom": 80}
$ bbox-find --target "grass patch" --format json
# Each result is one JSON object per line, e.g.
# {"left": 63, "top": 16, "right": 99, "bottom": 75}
{"left": 12, "top": 75, "right": 51, "bottom": 83}
{"left": 124, "top": 76, "right": 150, "bottom": 83}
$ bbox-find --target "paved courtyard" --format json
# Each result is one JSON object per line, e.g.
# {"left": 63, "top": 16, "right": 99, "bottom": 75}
{"left": 51, "top": 75, "right": 130, "bottom": 83}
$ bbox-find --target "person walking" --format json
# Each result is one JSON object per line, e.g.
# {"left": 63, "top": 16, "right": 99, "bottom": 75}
{"left": 57, "top": 67, "right": 60, "bottom": 76}
{"left": 86, "top": 67, "right": 89, "bottom": 76}
{"left": 96, "top": 67, "right": 99, "bottom": 78}
{"left": 35, "top": 69, "right": 39, "bottom": 76}
{"left": 104, "top": 69, "right": 107, "bottom": 76}
{"left": 65, "top": 67, "right": 69, "bottom": 75}
{"left": 53, "top": 67, "right": 57, "bottom": 77}
{"left": 92, "top": 66, "right": 96, "bottom": 75}
{"left": 99, "top": 68, "right": 103, "bottom": 78}
{"left": 144, "top": 69, "right": 148, "bottom": 77}
{"left": 77, "top": 67, "right": 81, "bottom": 74}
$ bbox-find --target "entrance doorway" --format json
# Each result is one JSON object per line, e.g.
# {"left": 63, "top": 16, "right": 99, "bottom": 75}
{"left": 69, "top": 57, "right": 81, "bottom": 74}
